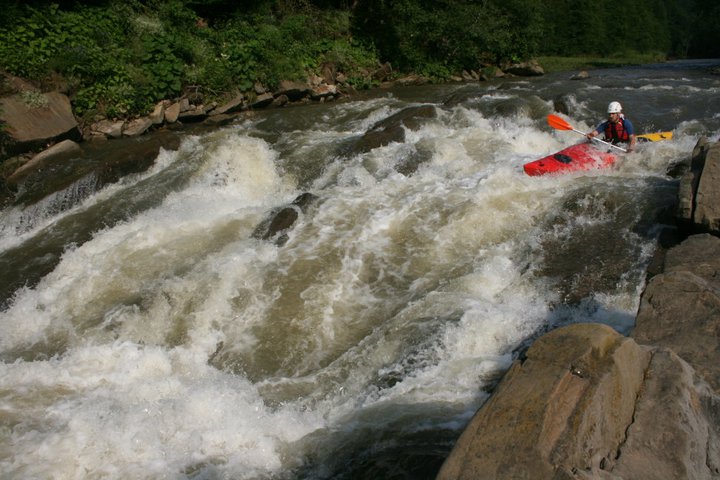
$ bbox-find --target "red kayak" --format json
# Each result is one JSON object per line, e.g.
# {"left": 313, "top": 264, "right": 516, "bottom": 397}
{"left": 523, "top": 143, "right": 616, "bottom": 176}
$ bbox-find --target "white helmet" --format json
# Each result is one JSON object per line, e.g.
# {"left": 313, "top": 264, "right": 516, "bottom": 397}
{"left": 607, "top": 101, "right": 622, "bottom": 113}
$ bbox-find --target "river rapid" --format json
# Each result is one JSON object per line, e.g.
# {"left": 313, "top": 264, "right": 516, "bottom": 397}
{"left": 1, "top": 60, "right": 719, "bottom": 479}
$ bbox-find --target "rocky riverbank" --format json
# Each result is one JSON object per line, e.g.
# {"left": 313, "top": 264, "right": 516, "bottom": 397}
{"left": 0, "top": 60, "right": 545, "bottom": 198}
{"left": 437, "top": 139, "right": 720, "bottom": 479}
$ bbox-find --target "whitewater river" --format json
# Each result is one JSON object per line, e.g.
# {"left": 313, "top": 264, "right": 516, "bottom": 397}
{"left": 1, "top": 60, "right": 719, "bottom": 479}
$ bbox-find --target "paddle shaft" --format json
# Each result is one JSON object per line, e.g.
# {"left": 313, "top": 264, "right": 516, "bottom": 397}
{"left": 547, "top": 114, "right": 628, "bottom": 153}
{"left": 570, "top": 127, "right": 627, "bottom": 153}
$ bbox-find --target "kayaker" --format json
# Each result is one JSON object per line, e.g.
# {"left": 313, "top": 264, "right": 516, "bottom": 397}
{"left": 586, "top": 101, "right": 637, "bottom": 152}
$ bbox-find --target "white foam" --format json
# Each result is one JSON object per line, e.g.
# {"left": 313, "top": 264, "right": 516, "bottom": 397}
{"left": 0, "top": 134, "right": 293, "bottom": 353}
{"left": 0, "top": 145, "right": 186, "bottom": 253}
{"left": 0, "top": 342, "right": 323, "bottom": 479}
{"left": 0, "top": 76, "right": 704, "bottom": 477}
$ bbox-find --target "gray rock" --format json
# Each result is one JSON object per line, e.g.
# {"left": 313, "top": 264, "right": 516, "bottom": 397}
{"left": 633, "top": 234, "right": 720, "bottom": 392}
{"left": 437, "top": 324, "right": 650, "bottom": 479}
{"left": 252, "top": 192, "right": 318, "bottom": 246}
{"left": 177, "top": 105, "right": 208, "bottom": 123}
{"left": 609, "top": 348, "right": 720, "bottom": 480}
{"left": 6, "top": 139, "right": 82, "bottom": 185}
{"left": 149, "top": 102, "right": 165, "bottom": 125}
{"left": 0, "top": 91, "right": 80, "bottom": 154}
{"left": 122, "top": 117, "right": 153, "bottom": 137}
{"left": 553, "top": 95, "right": 571, "bottom": 115}
{"left": 504, "top": 59, "right": 545, "bottom": 77}
{"left": 352, "top": 105, "right": 437, "bottom": 154}
{"left": 677, "top": 137, "right": 712, "bottom": 229}
{"left": 250, "top": 93, "right": 274, "bottom": 109}
{"left": 321, "top": 62, "right": 337, "bottom": 85}
{"left": 91, "top": 119, "right": 124, "bottom": 139}
{"left": 309, "top": 84, "right": 338, "bottom": 100}
{"left": 394, "top": 74, "right": 430, "bottom": 86}
{"left": 694, "top": 142, "right": 720, "bottom": 233}
{"left": 275, "top": 80, "right": 311, "bottom": 101}
{"left": 371, "top": 62, "right": 392, "bottom": 82}
{"left": 212, "top": 94, "right": 245, "bottom": 115}
{"left": 203, "top": 113, "right": 240, "bottom": 126}
{"left": 164, "top": 102, "right": 181, "bottom": 123}
{"left": 272, "top": 94, "right": 289, "bottom": 107}
{"left": 437, "top": 323, "right": 720, "bottom": 480}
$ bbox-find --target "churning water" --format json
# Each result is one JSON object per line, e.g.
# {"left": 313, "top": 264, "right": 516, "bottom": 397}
{"left": 1, "top": 60, "right": 719, "bottom": 479}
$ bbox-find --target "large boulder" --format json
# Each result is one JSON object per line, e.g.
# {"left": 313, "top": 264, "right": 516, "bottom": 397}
{"left": 437, "top": 324, "right": 649, "bottom": 479}
{"left": 609, "top": 348, "right": 720, "bottom": 480}
{"left": 633, "top": 233, "right": 720, "bottom": 392}
{"left": 0, "top": 91, "right": 81, "bottom": 156}
{"left": 694, "top": 142, "right": 720, "bottom": 233}
{"left": 436, "top": 323, "right": 720, "bottom": 479}
{"left": 677, "top": 138, "right": 720, "bottom": 234}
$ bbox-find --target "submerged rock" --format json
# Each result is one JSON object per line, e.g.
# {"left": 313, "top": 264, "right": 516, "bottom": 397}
{"left": 12, "top": 130, "right": 181, "bottom": 206}
{"left": 351, "top": 105, "right": 437, "bottom": 154}
{"left": 252, "top": 192, "right": 318, "bottom": 246}
{"left": 6, "top": 139, "right": 82, "bottom": 186}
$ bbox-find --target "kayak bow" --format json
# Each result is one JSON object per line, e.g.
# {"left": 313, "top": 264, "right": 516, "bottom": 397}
{"left": 523, "top": 143, "right": 616, "bottom": 176}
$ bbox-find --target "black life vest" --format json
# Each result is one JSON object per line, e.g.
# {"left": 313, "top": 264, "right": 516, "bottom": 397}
{"left": 604, "top": 119, "right": 630, "bottom": 144}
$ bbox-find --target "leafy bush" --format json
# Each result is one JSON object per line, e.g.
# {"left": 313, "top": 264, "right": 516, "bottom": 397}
{"left": 137, "top": 35, "right": 184, "bottom": 101}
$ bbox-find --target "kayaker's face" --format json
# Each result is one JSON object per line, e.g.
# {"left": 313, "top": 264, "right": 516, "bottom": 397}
{"left": 608, "top": 112, "right": 621, "bottom": 123}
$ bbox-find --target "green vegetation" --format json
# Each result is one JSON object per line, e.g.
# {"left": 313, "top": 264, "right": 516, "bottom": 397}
{"left": 0, "top": 1, "right": 384, "bottom": 121}
{"left": 19, "top": 90, "right": 49, "bottom": 108}
{"left": 0, "top": 0, "right": 717, "bottom": 123}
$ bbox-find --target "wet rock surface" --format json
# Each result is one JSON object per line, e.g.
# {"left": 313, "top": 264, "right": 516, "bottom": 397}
{"left": 438, "top": 139, "right": 720, "bottom": 480}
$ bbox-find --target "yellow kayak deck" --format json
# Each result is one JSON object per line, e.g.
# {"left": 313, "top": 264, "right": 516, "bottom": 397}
{"left": 637, "top": 131, "right": 673, "bottom": 142}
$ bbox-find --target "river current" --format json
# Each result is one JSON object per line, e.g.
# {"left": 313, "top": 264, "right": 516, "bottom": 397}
{"left": 1, "top": 60, "right": 719, "bottom": 479}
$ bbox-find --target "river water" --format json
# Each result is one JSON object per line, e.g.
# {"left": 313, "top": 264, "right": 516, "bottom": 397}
{"left": 1, "top": 60, "right": 719, "bottom": 479}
